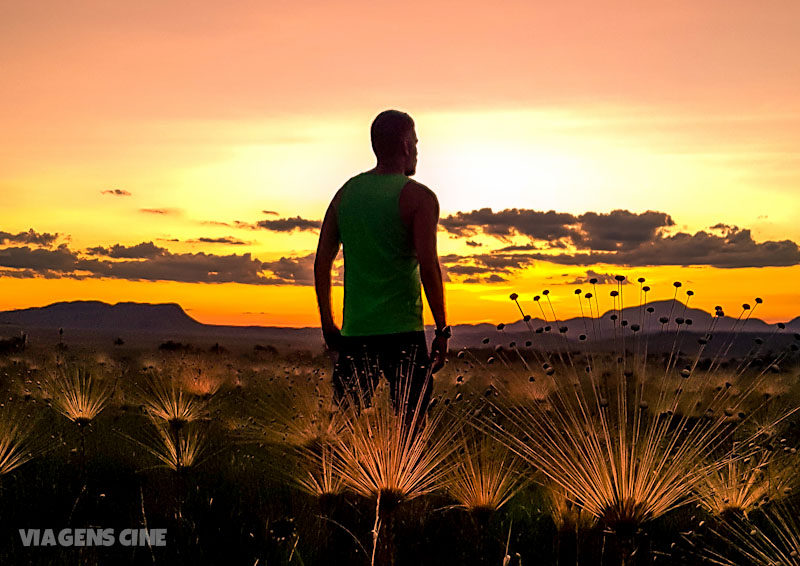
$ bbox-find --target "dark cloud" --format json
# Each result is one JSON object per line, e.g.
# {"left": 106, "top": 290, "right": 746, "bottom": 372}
{"left": 463, "top": 274, "right": 507, "bottom": 284}
{"left": 140, "top": 208, "right": 180, "bottom": 215}
{"left": 465, "top": 240, "right": 482, "bottom": 247}
{"left": 189, "top": 237, "right": 248, "bottom": 245}
{"left": 441, "top": 208, "right": 577, "bottom": 242}
{"left": 0, "top": 229, "right": 59, "bottom": 247}
{"left": 441, "top": 207, "right": 674, "bottom": 251}
{"left": 262, "top": 254, "right": 316, "bottom": 285}
{"left": 0, "top": 268, "right": 51, "bottom": 279}
{"left": 440, "top": 207, "right": 799, "bottom": 269}
{"left": 439, "top": 253, "right": 532, "bottom": 283}
{"left": 0, "top": 244, "right": 79, "bottom": 272}
{"left": 0, "top": 241, "right": 318, "bottom": 286}
{"left": 444, "top": 265, "right": 495, "bottom": 276}
{"left": 200, "top": 220, "right": 233, "bottom": 228}
{"left": 573, "top": 210, "right": 674, "bottom": 251}
{"left": 471, "top": 254, "right": 535, "bottom": 271}
{"left": 516, "top": 228, "right": 800, "bottom": 268}
{"left": 262, "top": 210, "right": 279, "bottom": 216}
{"left": 495, "top": 243, "right": 539, "bottom": 252}
{"left": 256, "top": 216, "right": 320, "bottom": 233}
{"left": 101, "top": 189, "right": 131, "bottom": 197}
{"left": 87, "top": 242, "right": 167, "bottom": 259}
{"left": 562, "top": 270, "right": 632, "bottom": 285}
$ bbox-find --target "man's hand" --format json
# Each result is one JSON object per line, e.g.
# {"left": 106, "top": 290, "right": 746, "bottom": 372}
{"left": 322, "top": 323, "right": 342, "bottom": 352}
{"left": 430, "top": 335, "right": 448, "bottom": 373}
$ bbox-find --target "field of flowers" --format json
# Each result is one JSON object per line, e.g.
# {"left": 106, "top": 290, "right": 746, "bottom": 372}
{"left": 1, "top": 282, "right": 799, "bottom": 566}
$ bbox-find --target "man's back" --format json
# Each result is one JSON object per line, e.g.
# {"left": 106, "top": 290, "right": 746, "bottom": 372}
{"left": 337, "top": 172, "right": 423, "bottom": 337}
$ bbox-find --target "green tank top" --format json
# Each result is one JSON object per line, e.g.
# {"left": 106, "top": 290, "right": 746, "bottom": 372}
{"left": 338, "top": 172, "right": 423, "bottom": 336}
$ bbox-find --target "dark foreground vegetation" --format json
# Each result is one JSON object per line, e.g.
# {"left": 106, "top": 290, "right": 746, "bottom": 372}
{"left": 1, "top": 295, "right": 799, "bottom": 565}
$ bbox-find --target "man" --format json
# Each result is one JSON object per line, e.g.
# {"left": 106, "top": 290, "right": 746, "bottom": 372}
{"left": 314, "top": 109, "right": 449, "bottom": 414}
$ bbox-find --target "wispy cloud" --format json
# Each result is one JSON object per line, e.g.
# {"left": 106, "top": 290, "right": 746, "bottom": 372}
{"left": 255, "top": 216, "right": 320, "bottom": 233}
{"left": 188, "top": 236, "right": 248, "bottom": 245}
{"left": 101, "top": 188, "right": 131, "bottom": 197}
{"left": 561, "top": 270, "right": 632, "bottom": 285}
{"left": 139, "top": 208, "right": 180, "bottom": 215}
{"left": 199, "top": 220, "right": 233, "bottom": 228}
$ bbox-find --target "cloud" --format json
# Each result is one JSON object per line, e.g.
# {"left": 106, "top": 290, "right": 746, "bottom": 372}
{"left": 462, "top": 274, "right": 507, "bottom": 284}
{"left": 471, "top": 253, "right": 535, "bottom": 271}
{"left": 0, "top": 229, "right": 59, "bottom": 247}
{"left": 0, "top": 244, "right": 77, "bottom": 270}
{"left": 441, "top": 207, "right": 675, "bottom": 251}
{"left": 261, "top": 253, "right": 316, "bottom": 285}
{"left": 561, "top": 270, "right": 632, "bottom": 285}
{"left": 440, "top": 207, "right": 800, "bottom": 269}
{"left": 139, "top": 208, "right": 180, "bottom": 215}
{"left": 440, "top": 253, "right": 532, "bottom": 283}
{"left": 441, "top": 208, "right": 577, "bottom": 242}
{"left": 188, "top": 237, "right": 248, "bottom": 245}
{"left": 87, "top": 241, "right": 167, "bottom": 259}
{"left": 516, "top": 227, "right": 800, "bottom": 268}
{"left": 0, "top": 268, "right": 52, "bottom": 279}
{"left": 573, "top": 210, "right": 674, "bottom": 251}
{"left": 101, "top": 188, "right": 131, "bottom": 196}
{"left": 255, "top": 216, "right": 320, "bottom": 233}
{"left": 262, "top": 210, "right": 279, "bottom": 216}
{"left": 0, "top": 240, "right": 318, "bottom": 285}
{"left": 200, "top": 220, "right": 234, "bottom": 228}
{"left": 465, "top": 240, "right": 482, "bottom": 247}
{"left": 444, "top": 264, "right": 496, "bottom": 276}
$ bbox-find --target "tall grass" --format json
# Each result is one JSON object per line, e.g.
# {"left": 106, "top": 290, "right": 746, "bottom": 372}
{"left": 695, "top": 441, "right": 797, "bottom": 517}
{"left": 48, "top": 364, "right": 112, "bottom": 427}
{"left": 142, "top": 421, "right": 208, "bottom": 473}
{"left": 329, "top": 376, "right": 462, "bottom": 566}
{"left": 0, "top": 401, "right": 38, "bottom": 477}
{"left": 138, "top": 369, "right": 206, "bottom": 428}
{"left": 699, "top": 500, "right": 800, "bottom": 565}
{"left": 479, "top": 279, "right": 798, "bottom": 564}
{"left": 446, "top": 433, "right": 527, "bottom": 517}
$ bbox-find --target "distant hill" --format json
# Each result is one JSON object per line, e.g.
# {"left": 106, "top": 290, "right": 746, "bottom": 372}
{"left": 0, "top": 300, "right": 202, "bottom": 332}
{"left": 0, "top": 300, "right": 797, "bottom": 354}
{"left": 493, "top": 299, "right": 777, "bottom": 336}
{"left": 0, "top": 301, "right": 320, "bottom": 351}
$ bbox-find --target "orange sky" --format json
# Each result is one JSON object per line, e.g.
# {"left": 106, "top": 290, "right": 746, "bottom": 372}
{"left": 2, "top": 1, "right": 799, "bottom": 327}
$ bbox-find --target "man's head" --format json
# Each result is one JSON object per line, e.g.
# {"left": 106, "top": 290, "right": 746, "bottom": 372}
{"left": 370, "top": 110, "right": 417, "bottom": 176}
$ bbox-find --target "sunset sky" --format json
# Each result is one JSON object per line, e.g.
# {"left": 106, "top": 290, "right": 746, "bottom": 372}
{"left": 2, "top": 1, "right": 799, "bottom": 328}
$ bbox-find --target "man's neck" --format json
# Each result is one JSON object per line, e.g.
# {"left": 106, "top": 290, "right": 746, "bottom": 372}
{"left": 370, "top": 160, "right": 406, "bottom": 175}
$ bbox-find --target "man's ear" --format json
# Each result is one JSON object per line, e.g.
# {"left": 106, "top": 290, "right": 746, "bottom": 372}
{"left": 401, "top": 137, "right": 411, "bottom": 157}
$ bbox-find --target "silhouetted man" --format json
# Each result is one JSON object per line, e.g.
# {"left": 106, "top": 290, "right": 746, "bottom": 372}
{"left": 314, "top": 110, "right": 449, "bottom": 414}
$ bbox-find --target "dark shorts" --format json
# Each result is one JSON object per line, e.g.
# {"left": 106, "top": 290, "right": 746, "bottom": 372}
{"left": 331, "top": 331, "right": 432, "bottom": 416}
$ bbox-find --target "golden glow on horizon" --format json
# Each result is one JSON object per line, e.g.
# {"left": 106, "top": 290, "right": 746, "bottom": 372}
{"left": 2, "top": 264, "right": 798, "bottom": 328}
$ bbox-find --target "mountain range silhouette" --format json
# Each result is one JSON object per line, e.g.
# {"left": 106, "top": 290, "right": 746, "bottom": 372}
{"left": 0, "top": 300, "right": 798, "bottom": 352}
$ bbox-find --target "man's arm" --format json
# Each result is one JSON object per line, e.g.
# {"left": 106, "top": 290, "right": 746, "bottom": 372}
{"left": 314, "top": 191, "right": 342, "bottom": 349}
{"left": 407, "top": 183, "right": 448, "bottom": 372}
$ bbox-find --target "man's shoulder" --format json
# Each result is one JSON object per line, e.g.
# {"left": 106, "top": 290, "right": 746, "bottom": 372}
{"left": 401, "top": 179, "right": 437, "bottom": 203}
{"left": 331, "top": 174, "right": 365, "bottom": 206}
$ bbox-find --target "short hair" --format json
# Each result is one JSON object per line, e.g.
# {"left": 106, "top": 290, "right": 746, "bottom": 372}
{"left": 370, "top": 110, "right": 414, "bottom": 161}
